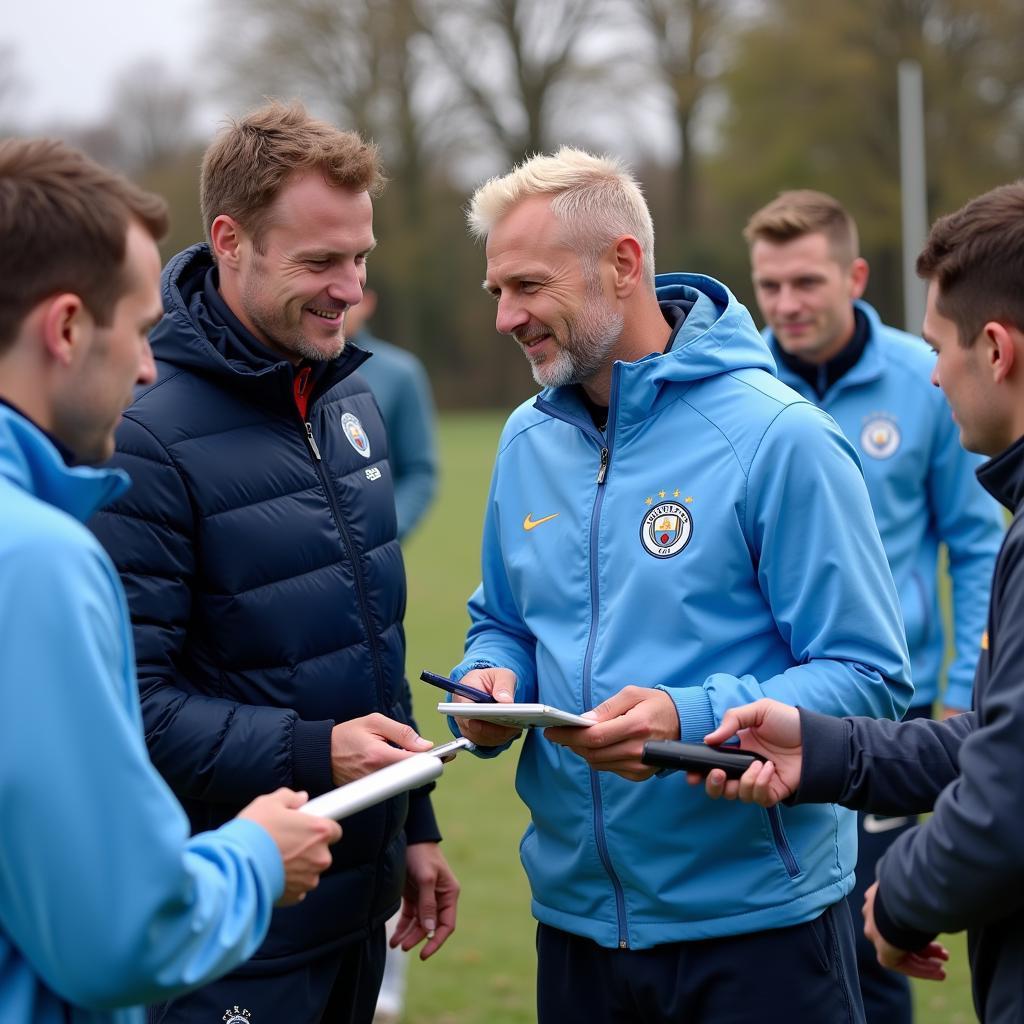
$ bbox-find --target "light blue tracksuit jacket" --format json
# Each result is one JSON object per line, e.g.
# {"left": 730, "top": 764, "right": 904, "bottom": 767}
{"left": 0, "top": 404, "right": 282, "bottom": 1024}
{"left": 453, "top": 274, "right": 912, "bottom": 950}
{"left": 767, "top": 301, "right": 1003, "bottom": 711}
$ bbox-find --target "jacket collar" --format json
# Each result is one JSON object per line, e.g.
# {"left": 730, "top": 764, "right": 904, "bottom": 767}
{"left": 977, "top": 432, "right": 1024, "bottom": 515}
{"left": 768, "top": 299, "right": 886, "bottom": 398}
{"left": 0, "top": 403, "right": 130, "bottom": 522}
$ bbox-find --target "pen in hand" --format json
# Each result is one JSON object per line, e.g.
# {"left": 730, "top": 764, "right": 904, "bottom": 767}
{"left": 420, "top": 670, "right": 497, "bottom": 704}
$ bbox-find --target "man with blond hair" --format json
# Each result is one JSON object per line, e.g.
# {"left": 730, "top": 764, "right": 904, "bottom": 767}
{"left": 697, "top": 179, "right": 1024, "bottom": 1024}
{"left": 0, "top": 137, "right": 341, "bottom": 1024}
{"left": 448, "top": 147, "right": 912, "bottom": 1023}
{"left": 90, "top": 102, "right": 458, "bottom": 1024}
{"left": 745, "top": 190, "right": 1003, "bottom": 1024}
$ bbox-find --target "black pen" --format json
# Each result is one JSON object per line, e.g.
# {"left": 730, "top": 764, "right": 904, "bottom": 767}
{"left": 420, "top": 670, "right": 497, "bottom": 703}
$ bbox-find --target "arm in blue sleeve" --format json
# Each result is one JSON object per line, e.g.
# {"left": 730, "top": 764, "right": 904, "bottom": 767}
{"left": 90, "top": 416, "right": 334, "bottom": 802}
{"left": 0, "top": 531, "right": 282, "bottom": 1009}
{"left": 664, "top": 403, "right": 913, "bottom": 742}
{"left": 389, "top": 357, "right": 438, "bottom": 541}
{"left": 449, "top": 446, "right": 537, "bottom": 757}
{"left": 927, "top": 399, "right": 1004, "bottom": 710}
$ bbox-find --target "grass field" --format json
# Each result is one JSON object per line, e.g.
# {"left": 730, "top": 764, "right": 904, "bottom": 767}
{"left": 399, "top": 411, "right": 977, "bottom": 1023}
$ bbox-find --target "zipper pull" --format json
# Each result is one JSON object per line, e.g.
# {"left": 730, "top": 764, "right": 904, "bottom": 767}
{"left": 596, "top": 446, "right": 610, "bottom": 484}
{"left": 305, "top": 422, "right": 322, "bottom": 460}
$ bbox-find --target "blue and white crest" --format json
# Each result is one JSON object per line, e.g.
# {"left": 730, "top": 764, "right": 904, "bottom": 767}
{"left": 341, "top": 412, "right": 371, "bottom": 458}
{"left": 860, "top": 416, "right": 900, "bottom": 460}
{"left": 640, "top": 502, "right": 693, "bottom": 558}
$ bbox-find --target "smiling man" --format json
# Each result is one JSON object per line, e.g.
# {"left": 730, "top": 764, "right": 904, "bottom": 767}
{"left": 448, "top": 148, "right": 913, "bottom": 1024}
{"left": 745, "top": 190, "right": 1003, "bottom": 1024}
{"left": 89, "top": 102, "right": 458, "bottom": 1024}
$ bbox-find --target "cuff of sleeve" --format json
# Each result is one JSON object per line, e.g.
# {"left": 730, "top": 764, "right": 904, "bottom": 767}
{"left": 790, "top": 708, "right": 853, "bottom": 805}
{"left": 217, "top": 817, "right": 285, "bottom": 902}
{"left": 292, "top": 718, "right": 335, "bottom": 797}
{"left": 873, "top": 882, "right": 938, "bottom": 953}
{"left": 658, "top": 685, "right": 715, "bottom": 743}
{"left": 404, "top": 788, "right": 442, "bottom": 844}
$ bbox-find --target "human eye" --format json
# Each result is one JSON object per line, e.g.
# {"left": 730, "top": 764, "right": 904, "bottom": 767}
{"left": 520, "top": 281, "right": 541, "bottom": 294}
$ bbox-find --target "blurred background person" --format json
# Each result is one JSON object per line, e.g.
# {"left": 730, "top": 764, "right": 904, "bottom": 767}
{"left": 347, "top": 287, "right": 438, "bottom": 543}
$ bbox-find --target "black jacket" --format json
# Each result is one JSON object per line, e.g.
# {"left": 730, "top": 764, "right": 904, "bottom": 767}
{"left": 91, "top": 245, "right": 439, "bottom": 964}
{"left": 796, "top": 432, "right": 1024, "bottom": 1023}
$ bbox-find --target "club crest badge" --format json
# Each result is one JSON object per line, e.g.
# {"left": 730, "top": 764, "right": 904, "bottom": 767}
{"left": 860, "top": 416, "right": 900, "bottom": 459}
{"left": 222, "top": 1007, "right": 251, "bottom": 1024}
{"left": 640, "top": 501, "right": 693, "bottom": 558}
{"left": 341, "top": 412, "right": 371, "bottom": 458}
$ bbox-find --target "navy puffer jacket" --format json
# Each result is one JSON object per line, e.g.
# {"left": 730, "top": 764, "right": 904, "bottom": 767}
{"left": 91, "top": 245, "right": 438, "bottom": 963}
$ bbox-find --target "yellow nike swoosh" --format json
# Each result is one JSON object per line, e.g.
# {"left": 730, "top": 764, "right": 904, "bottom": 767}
{"left": 523, "top": 512, "right": 559, "bottom": 531}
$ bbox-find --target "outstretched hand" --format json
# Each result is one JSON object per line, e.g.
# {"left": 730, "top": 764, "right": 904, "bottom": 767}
{"left": 688, "top": 698, "right": 803, "bottom": 806}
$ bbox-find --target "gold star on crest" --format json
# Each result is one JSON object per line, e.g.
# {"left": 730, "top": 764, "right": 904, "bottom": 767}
{"left": 658, "top": 489, "right": 666, "bottom": 498}
{"left": 685, "top": 496, "right": 693, "bottom": 503}
{"left": 673, "top": 489, "right": 680, "bottom": 498}
{"left": 644, "top": 496, "right": 653, "bottom": 506}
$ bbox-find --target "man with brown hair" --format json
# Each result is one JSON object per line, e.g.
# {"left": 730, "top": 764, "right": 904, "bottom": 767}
{"left": 745, "top": 190, "right": 1003, "bottom": 1023}
{"left": 0, "top": 136, "right": 341, "bottom": 1024}
{"left": 90, "top": 102, "right": 458, "bottom": 1024}
{"left": 700, "top": 180, "right": 1024, "bottom": 1024}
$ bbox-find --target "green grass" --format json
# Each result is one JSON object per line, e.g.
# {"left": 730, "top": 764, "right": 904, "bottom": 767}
{"left": 400, "top": 411, "right": 977, "bottom": 1023}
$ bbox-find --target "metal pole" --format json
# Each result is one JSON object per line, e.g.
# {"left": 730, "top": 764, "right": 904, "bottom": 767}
{"left": 898, "top": 60, "right": 928, "bottom": 334}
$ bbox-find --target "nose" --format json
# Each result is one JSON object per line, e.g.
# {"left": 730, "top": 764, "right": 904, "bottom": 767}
{"left": 137, "top": 337, "right": 157, "bottom": 387}
{"left": 325, "top": 262, "right": 365, "bottom": 309}
{"left": 930, "top": 360, "right": 941, "bottom": 389}
{"left": 776, "top": 285, "right": 801, "bottom": 317}
{"left": 495, "top": 293, "right": 529, "bottom": 336}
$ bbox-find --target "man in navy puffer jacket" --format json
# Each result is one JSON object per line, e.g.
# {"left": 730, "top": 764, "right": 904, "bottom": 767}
{"left": 91, "top": 102, "right": 458, "bottom": 1024}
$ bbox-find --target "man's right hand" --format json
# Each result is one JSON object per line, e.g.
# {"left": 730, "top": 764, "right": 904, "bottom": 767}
{"left": 238, "top": 788, "right": 342, "bottom": 906}
{"left": 330, "top": 713, "right": 434, "bottom": 786}
{"left": 689, "top": 698, "right": 804, "bottom": 806}
{"left": 450, "top": 668, "right": 522, "bottom": 747}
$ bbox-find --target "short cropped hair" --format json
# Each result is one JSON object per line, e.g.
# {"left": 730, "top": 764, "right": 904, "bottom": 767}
{"left": 200, "top": 100, "right": 384, "bottom": 250}
{"left": 467, "top": 147, "right": 656, "bottom": 290}
{"left": 0, "top": 137, "right": 168, "bottom": 354}
{"left": 744, "top": 190, "right": 859, "bottom": 267}
{"left": 916, "top": 181, "right": 1024, "bottom": 348}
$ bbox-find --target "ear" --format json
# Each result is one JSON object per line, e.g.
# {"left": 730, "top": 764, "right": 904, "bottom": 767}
{"left": 39, "top": 294, "right": 91, "bottom": 367}
{"left": 609, "top": 236, "right": 645, "bottom": 298}
{"left": 210, "top": 214, "right": 246, "bottom": 268}
{"left": 982, "top": 321, "right": 1017, "bottom": 383}
{"left": 848, "top": 257, "right": 869, "bottom": 300}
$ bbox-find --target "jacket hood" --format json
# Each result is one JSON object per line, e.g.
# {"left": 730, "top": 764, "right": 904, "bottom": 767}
{"left": 651, "top": 273, "right": 777, "bottom": 383}
{"left": 150, "top": 244, "right": 368, "bottom": 398}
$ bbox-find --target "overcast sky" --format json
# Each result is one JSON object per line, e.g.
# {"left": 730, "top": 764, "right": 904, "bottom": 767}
{"left": 2, "top": 0, "right": 209, "bottom": 128}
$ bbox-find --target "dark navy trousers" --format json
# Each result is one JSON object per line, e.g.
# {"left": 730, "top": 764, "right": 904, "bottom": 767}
{"left": 536, "top": 900, "right": 866, "bottom": 1024}
{"left": 845, "top": 702, "right": 931, "bottom": 1024}
{"left": 147, "top": 927, "right": 386, "bottom": 1024}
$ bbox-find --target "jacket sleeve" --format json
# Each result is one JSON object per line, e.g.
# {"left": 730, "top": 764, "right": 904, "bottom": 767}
{"left": 663, "top": 402, "right": 914, "bottom": 742}
{"left": 0, "top": 528, "right": 282, "bottom": 1009}
{"left": 390, "top": 357, "right": 438, "bottom": 542}
{"left": 871, "top": 526, "right": 1024, "bottom": 946}
{"left": 91, "top": 415, "right": 335, "bottom": 804}
{"left": 926, "top": 400, "right": 1004, "bottom": 711}
{"left": 449, "top": 440, "right": 538, "bottom": 757}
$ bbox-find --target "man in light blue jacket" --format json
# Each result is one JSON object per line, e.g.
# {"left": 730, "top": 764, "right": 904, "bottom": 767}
{"left": 746, "top": 190, "right": 1003, "bottom": 1024}
{"left": 449, "top": 148, "right": 912, "bottom": 1024}
{"left": 0, "top": 138, "right": 340, "bottom": 1024}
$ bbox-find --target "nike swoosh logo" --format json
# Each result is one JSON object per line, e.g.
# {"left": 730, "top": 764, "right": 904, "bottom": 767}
{"left": 523, "top": 512, "right": 559, "bottom": 531}
{"left": 863, "top": 814, "right": 911, "bottom": 834}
